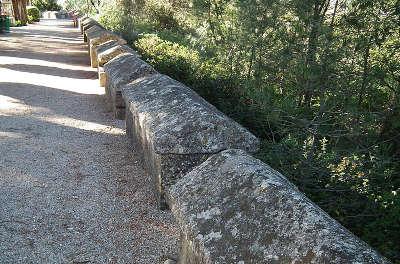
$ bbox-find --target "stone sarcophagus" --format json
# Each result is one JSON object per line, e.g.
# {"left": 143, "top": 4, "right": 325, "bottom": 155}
{"left": 89, "top": 32, "right": 126, "bottom": 68}
{"left": 81, "top": 18, "right": 101, "bottom": 41}
{"left": 98, "top": 44, "right": 137, "bottom": 67}
{"left": 166, "top": 149, "right": 389, "bottom": 264}
{"left": 95, "top": 40, "right": 119, "bottom": 87}
{"left": 103, "top": 53, "right": 156, "bottom": 119}
{"left": 84, "top": 25, "right": 105, "bottom": 46}
{"left": 122, "top": 74, "right": 260, "bottom": 209}
{"left": 96, "top": 42, "right": 138, "bottom": 87}
{"left": 78, "top": 15, "right": 88, "bottom": 33}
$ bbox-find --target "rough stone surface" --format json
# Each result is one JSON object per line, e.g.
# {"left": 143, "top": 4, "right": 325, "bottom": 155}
{"left": 82, "top": 20, "right": 100, "bottom": 42}
{"left": 89, "top": 32, "right": 127, "bottom": 68}
{"left": 104, "top": 53, "right": 156, "bottom": 120}
{"left": 166, "top": 149, "right": 389, "bottom": 264}
{"left": 78, "top": 16, "right": 89, "bottom": 34}
{"left": 0, "top": 19, "right": 178, "bottom": 263}
{"left": 95, "top": 40, "right": 119, "bottom": 64}
{"left": 95, "top": 41, "right": 119, "bottom": 81}
{"left": 84, "top": 25, "right": 105, "bottom": 45}
{"left": 98, "top": 66, "right": 107, "bottom": 87}
{"left": 122, "top": 74, "right": 259, "bottom": 208}
{"left": 98, "top": 44, "right": 137, "bottom": 67}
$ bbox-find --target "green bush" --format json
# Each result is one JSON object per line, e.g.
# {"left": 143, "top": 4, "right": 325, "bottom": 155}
{"left": 135, "top": 34, "right": 199, "bottom": 81}
{"left": 134, "top": 32, "right": 400, "bottom": 263}
{"left": 134, "top": 34, "right": 242, "bottom": 109}
{"left": 12, "top": 20, "right": 26, "bottom": 27}
{"left": 98, "top": 2, "right": 137, "bottom": 43}
{"left": 146, "top": 2, "right": 178, "bottom": 30}
{"left": 27, "top": 6, "right": 40, "bottom": 23}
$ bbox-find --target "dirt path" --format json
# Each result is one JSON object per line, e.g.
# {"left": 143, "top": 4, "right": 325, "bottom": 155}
{"left": 0, "top": 19, "right": 178, "bottom": 263}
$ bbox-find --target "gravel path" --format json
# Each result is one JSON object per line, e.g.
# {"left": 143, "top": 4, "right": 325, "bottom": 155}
{"left": 0, "top": 19, "right": 178, "bottom": 263}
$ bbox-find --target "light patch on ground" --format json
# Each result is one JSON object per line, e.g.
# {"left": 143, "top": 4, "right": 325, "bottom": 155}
{"left": 0, "top": 95, "right": 30, "bottom": 115}
{"left": 0, "top": 131, "right": 25, "bottom": 139}
{"left": 40, "top": 115, "right": 125, "bottom": 135}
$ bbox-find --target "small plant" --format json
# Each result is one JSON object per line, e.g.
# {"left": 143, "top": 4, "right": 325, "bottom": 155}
{"left": 13, "top": 20, "right": 26, "bottom": 27}
{"left": 27, "top": 6, "right": 40, "bottom": 23}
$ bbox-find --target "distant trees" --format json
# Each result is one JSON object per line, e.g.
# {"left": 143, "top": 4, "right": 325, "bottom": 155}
{"left": 63, "top": 0, "right": 101, "bottom": 14}
{"left": 32, "top": 0, "right": 61, "bottom": 11}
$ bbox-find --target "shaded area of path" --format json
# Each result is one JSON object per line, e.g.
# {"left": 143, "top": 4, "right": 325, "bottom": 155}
{"left": 0, "top": 19, "right": 178, "bottom": 263}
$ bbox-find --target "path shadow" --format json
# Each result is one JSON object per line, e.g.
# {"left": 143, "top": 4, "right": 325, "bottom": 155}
{"left": 24, "top": 34, "right": 82, "bottom": 42}
{"left": 56, "top": 24, "right": 77, "bottom": 29}
{"left": 0, "top": 82, "right": 111, "bottom": 126}
{"left": 0, "top": 48, "right": 90, "bottom": 66}
{"left": 10, "top": 26, "right": 78, "bottom": 39}
{"left": 0, "top": 21, "right": 89, "bottom": 66}
{"left": 0, "top": 64, "right": 97, "bottom": 79}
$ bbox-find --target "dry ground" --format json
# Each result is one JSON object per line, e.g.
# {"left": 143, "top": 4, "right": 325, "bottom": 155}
{"left": 0, "top": 19, "right": 178, "bottom": 264}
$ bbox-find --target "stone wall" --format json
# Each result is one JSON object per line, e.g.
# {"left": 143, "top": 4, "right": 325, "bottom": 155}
{"left": 78, "top": 16, "right": 389, "bottom": 264}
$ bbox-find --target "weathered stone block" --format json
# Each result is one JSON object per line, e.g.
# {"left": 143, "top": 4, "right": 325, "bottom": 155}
{"left": 78, "top": 16, "right": 88, "bottom": 34}
{"left": 122, "top": 74, "right": 260, "bottom": 208}
{"left": 98, "top": 44, "right": 137, "bottom": 67}
{"left": 89, "top": 32, "right": 127, "bottom": 68}
{"left": 82, "top": 19, "right": 100, "bottom": 42}
{"left": 104, "top": 54, "right": 156, "bottom": 119}
{"left": 95, "top": 40, "right": 119, "bottom": 61}
{"left": 84, "top": 25, "right": 105, "bottom": 45}
{"left": 98, "top": 66, "right": 106, "bottom": 87}
{"left": 166, "top": 149, "right": 389, "bottom": 264}
{"left": 96, "top": 41, "right": 120, "bottom": 87}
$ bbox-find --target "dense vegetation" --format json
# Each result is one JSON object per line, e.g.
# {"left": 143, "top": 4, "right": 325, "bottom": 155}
{"left": 32, "top": 0, "right": 61, "bottom": 11}
{"left": 67, "top": 0, "right": 400, "bottom": 261}
{"left": 26, "top": 6, "right": 40, "bottom": 23}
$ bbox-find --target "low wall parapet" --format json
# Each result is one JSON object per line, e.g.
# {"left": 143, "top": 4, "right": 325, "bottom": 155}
{"left": 76, "top": 16, "right": 389, "bottom": 264}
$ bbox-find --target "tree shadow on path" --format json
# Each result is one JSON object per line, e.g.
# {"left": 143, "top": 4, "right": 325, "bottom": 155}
{"left": 0, "top": 82, "right": 111, "bottom": 126}
{"left": 0, "top": 64, "right": 97, "bottom": 79}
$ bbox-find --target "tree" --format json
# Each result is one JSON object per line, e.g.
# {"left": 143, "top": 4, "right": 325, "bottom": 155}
{"left": 12, "top": 0, "right": 28, "bottom": 24}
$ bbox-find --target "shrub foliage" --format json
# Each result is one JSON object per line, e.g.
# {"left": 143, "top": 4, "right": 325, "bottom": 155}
{"left": 32, "top": 0, "right": 61, "bottom": 11}
{"left": 27, "top": 6, "right": 40, "bottom": 23}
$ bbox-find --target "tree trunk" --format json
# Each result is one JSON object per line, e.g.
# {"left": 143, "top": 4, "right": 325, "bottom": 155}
{"left": 11, "top": 0, "right": 20, "bottom": 19}
{"left": 301, "top": 1, "right": 329, "bottom": 107}
{"left": 358, "top": 44, "right": 371, "bottom": 107}
{"left": 302, "top": 4, "right": 321, "bottom": 107}
{"left": 12, "top": 0, "right": 27, "bottom": 24}
{"left": 330, "top": 0, "right": 340, "bottom": 27}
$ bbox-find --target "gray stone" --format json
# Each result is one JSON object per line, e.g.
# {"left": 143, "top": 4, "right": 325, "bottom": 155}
{"left": 98, "top": 44, "right": 137, "bottom": 67}
{"left": 82, "top": 19, "right": 101, "bottom": 42}
{"left": 166, "top": 149, "right": 389, "bottom": 264}
{"left": 84, "top": 25, "right": 105, "bottom": 46}
{"left": 98, "top": 66, "right": 106, "bottom": 87}
{"left": 122, "top": 74, "right": 259, "bottom": 208}
{"left": 95, "top": 41, "right": 119, "bottom": 83}
{"left": 81, "top": 17, "right": 96, "bottom": 28}
{"left": 89, "top": 32, "right": 127, "bottom": 68}
{"left": 103, "top": 53, "right": 156, "bottom": 119}
{"left": 78, "top": 15, "right": 88, "bottom": 33}
{"left": 95, "top": 42, "right": 120, "bottom": 87}
{"left": 95, "top": 40, "right": 119, "bottom": 62}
